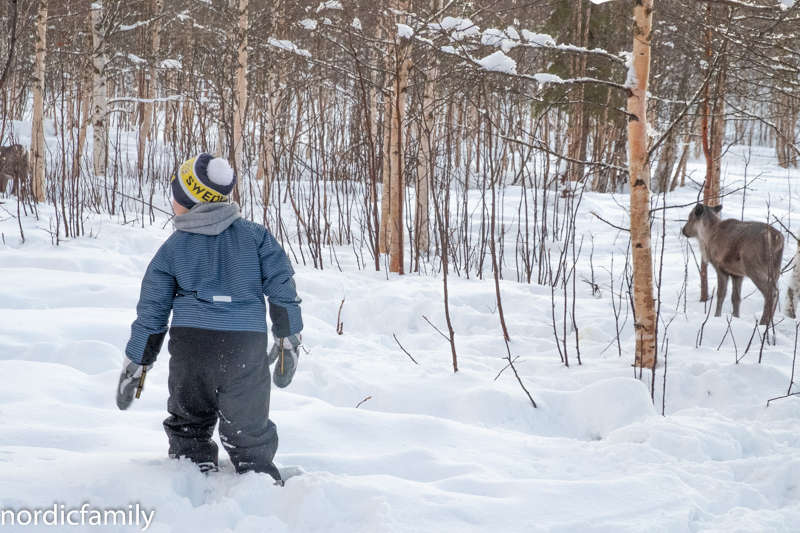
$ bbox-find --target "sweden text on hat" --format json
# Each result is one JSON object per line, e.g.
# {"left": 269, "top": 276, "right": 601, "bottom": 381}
{"left": 171, "top": 154, "right": 237, "bottom": 209}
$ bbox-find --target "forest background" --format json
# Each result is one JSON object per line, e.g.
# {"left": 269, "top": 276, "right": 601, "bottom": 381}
{"left": 1, "top": 0, "right": 799, "bottom": 372}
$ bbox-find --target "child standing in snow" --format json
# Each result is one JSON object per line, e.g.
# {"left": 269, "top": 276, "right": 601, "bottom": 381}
{"left": 116, "top": 154, "right": 303, "bottom": 484}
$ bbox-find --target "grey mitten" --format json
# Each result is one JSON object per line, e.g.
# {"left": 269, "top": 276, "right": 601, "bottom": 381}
{"left": 116, "top": 357, "right": 152, "bottom": 410}
{"left": 269, "top": 334, "right": 301, "bottom": 388}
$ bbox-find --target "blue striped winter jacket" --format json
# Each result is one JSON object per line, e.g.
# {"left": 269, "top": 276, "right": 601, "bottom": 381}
{"left": 125, "top": 203, "right": 303, "bottom": 364}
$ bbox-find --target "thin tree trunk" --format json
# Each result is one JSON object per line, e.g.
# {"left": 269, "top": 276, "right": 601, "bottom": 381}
{"left": 654, "top": 130, "right": 677, "bottom": 193}
{"left": 258, "top": 79, "right": 277, "bottom": 203}
{"left": 231, "top": 0, "right": 248, "bottom": 202}
{"left": 379, "top": 83, "right": 393, "bottom": 255}
{"left": 90, "top": 2, "right": 108, "bottom": 180}
{"left": 379, "top": 21, "right": 394, "bottom": 256}
{"left": 389, "top": 51, "right": 410, "bottom": 274}
{"left": 73, "top": 66, "right": 90, "bottom": 181}
{"left": 670, "top": 137, "right": 690, "bottom": 191}
{"left": 414, "top": 62, "right": 435, "bottom": 260}
{"left": 163, "top": 70, "right": 174, "bottom": 144}
{"left": 30, "top": 0, "right": 47, "bottom": 202}
{"left": 628, "top": 0, "right": 656, "bottom": 370}
{"left": 699, "top": 2, "right": 713, "bottom": 303}
{"left": 707, "top": 60, "right": 726, "bottom": 205}
{"left": 138, "top": 0, "right": 161, "bottom": 171}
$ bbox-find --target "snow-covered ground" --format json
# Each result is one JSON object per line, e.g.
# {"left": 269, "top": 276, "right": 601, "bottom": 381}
{"left": 1, "top": 146, "right": 800, "bottom": 532}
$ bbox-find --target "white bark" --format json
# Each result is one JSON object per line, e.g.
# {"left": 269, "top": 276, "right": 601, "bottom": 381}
{"left": 231, "top": 0, "right": 248, "bottom": 195}
{"left": 414, "top": 65, "right": 435, "bottom": 255}
{"left": 31, "top": 0, "right": 47, "bottom": 202}
{"left": 628, "top": 0, "right": 656, "bottom": 369}
{"left": 91, "top": 2, "right": 108, "bottom": 179}
{"left": 137, "top": 0, "right": 161, "bottom": 170}
{"left": 786, "top": 241, "right": 800, "bottom": 319}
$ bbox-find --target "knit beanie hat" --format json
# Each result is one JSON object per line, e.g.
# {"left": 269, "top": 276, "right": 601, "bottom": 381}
{"left": 171, "top": 153, "right": 237, "bottom": 209}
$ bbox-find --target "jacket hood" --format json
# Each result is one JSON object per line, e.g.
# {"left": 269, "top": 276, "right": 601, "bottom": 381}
{"left": 173, "top": 202, "right": 241, "bottom": 235}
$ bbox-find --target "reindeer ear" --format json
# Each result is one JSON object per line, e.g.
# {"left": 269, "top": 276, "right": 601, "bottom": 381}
{"left": 694, "top": 204, "right": 704, "bottom": 217}
{"left": 712, "top": 205, "right": 723, "bottom": 213}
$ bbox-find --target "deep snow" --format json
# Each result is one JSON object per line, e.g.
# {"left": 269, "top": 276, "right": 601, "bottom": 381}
{"left": 0, "top": 145, "right": 799, "bottom": 532}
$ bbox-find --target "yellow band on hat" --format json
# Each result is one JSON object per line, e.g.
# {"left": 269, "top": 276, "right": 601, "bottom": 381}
{"left": 173, "top": 156, "right": 228, "bottom": 204}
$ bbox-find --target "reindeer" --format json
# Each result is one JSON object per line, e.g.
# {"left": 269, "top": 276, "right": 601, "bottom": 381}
{"left": 0, "top": 144, "right": 28, "bottom": 194}
{"left": 682, "top": 204, "right": 783, "bottom": 325}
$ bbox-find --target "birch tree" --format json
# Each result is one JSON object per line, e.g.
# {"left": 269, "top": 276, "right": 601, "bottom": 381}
{"left": 628, "top": 0, "right": 656, "bottom": 369}
{"left": 31, "top": 0, "right": 47, "bottom": 202}
{"left": 256, "top": 0, "right": 280, "bottom": 208}
{"left": 388, "top": 7, "right": 412, "bottom": 274}
{"left": 91, "top": 2, "right": 109, "bottom": 180}
{"left": 137, "top": 0, "right": 161, "bottom": 171}
{"left": 231, "top": 0, "right": 248, "bottom": 199}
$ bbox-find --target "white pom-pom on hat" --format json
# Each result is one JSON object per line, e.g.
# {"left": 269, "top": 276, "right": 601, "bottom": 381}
{"left": 206, "top": 157, "right": 235, "bottom": 186}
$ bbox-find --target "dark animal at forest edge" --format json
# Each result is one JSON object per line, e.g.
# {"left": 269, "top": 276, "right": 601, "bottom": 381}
{"left": 0, "top": 144, "right": 28, "bottom": 194}
{"left": 682, "top": 204, "right": 783, "bottom": 325}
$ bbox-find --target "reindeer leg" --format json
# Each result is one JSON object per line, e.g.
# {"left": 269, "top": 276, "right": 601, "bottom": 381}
{"left": 715, "top": 270, "right": 728, "bottom": 317}
{"left": 731, "top": 276, "right": 743, "bottom": 318}
{"left": 765, "top": 284, "right": 779, "bottom": 326}
{"left": 700, "top": 261, "right": 709, "bottom": 302}
{"left": 753, "top": 276, "right": 776, "bottom": 326}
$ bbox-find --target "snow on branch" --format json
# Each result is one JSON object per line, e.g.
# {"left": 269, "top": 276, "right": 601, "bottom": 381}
{"left": 316, "top": 1, "right": 342, "bottom": 13}
{"left": 268, "top": 38, "right": 312, "bottom": 58}
{"left": 127, "top": 54, "right": 147, "bottom": 65}
{"left": 428, "top": 16, "right": 480, "bottom": 41}
{"left": 396, "top": 23, "right": 413, "bottom": 39}
{"left": 118, "top": 19, "right": 152, "bottom": 32}
{"left": 434, "top": 43, "right": 629, "bottom": 93}
{"left": 426, "top": 20, "right": 626, "bottom": 65}
{"left": 109, "top": 95, "right": 184, "bottom": 104}
{"left": 476, "top": 51, "right": 517, "bottom": 74}
{"left": 299, "top": 19, "right": 318, "bottom": 31}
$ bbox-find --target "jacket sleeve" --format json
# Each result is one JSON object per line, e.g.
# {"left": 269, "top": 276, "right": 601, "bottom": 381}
{"left": 125, "top": 237, "right": 177, "bottom": 364}
{"left": 257, "top": 227, "right": 303, "bottom": 338}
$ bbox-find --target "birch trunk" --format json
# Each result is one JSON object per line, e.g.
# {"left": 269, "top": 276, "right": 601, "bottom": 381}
{"left": 73, "top": 66, "right": 91, "bottom": 181}
{"left": 163, "top": 70, "right": 174, "bottom": 144}
{"left": 670, "top": 138, "right": 690, "bottom": 191}
{"left": 566, "top": 0, "right": 590, "bottom": 182}
{"left": 231, "top": 0, "right": 248, "bottom": 200}
{"left": 31, "top": 0, "right": 47, "bottom": 202}
{"left": 386, "top": 2, "right": 412, "bottom": 275}
{"left": 90, "top": 2, "right": 108, "bottom": 180}
{"left": 389, "top": 54, "right": 410, "bottom": 274}
{"left": 707, "top": 62, "right": 726, "bottom": 205}
{"left": 259, "top": 75, "right": 278, "bottom": 207}
{"left": 785, "top": 240, "right": 800, "bottom": 319}
{"left": 654, "top": 130, "right": 677, "bottom": 194}
{"left": 138, "top": 0, "right": 160, "bottom": 170}
{"left": 257, "top": 0, "right": 279, "bottom": 208}
{"left": 379, "top": 78, "right": 393, "bottom": 254}
{"left": 699, "top": 3, "right": 713, "bottom": 303}
{"left": 627, "top": 0, "right": 656, "bottom": 370}
{"left": 414, "top": 64, "right": 435, "bottom": 258}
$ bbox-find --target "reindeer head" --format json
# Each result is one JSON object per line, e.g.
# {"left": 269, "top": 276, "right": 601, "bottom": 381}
{"left": 682, "top": 203, "right": 723, "bottom": 239}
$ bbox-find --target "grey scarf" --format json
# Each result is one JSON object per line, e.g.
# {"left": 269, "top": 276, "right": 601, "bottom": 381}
{"left": 173, "top": 202, "right": 241, "bottom": 235}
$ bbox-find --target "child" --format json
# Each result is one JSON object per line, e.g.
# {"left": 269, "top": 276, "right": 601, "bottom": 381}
{"left": 116, "top": 154, "right": 303, "bottom": 483}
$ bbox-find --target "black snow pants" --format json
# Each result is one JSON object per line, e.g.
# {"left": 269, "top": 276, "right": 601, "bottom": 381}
{"left": 164, "top": 327, "right": 281, "bottom": 481}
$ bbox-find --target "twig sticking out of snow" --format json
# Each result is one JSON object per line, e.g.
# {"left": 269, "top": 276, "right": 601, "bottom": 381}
{"left": 355, "top": 396, "right": 372, "bottom": 409}
{"left": 336, "top": 297, "right": 345, "bottom": 335}
{"left": 696, "top": 294, "right": 715, "bottom": 348}
{"left": 393, "top": 333, "right": 418, "bottom": 365}
{"left": 501, "top": 337, "right": 537, "bottom": 409}
{"left": 767, "top": 323, "right": 800, "bottom": 406}
{"left": 422, "top": 315, "right": 450, "bottom": 342}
